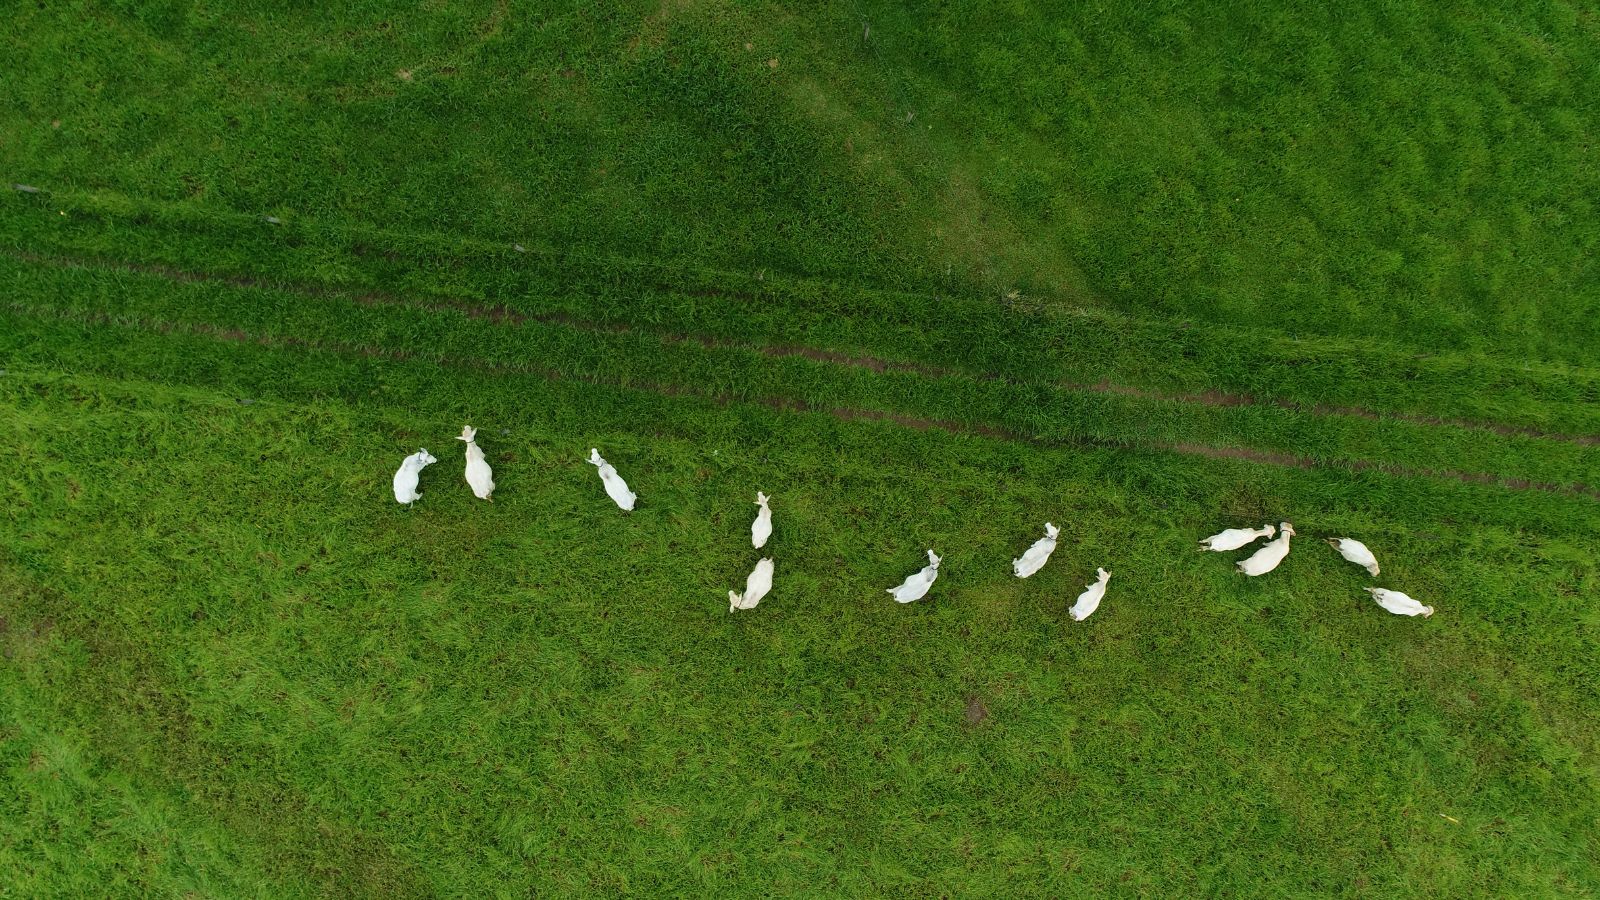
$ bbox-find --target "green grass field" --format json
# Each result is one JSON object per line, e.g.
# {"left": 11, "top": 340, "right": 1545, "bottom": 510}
{"left": 2, "top": 1, "right": 1597, "bottom": 896}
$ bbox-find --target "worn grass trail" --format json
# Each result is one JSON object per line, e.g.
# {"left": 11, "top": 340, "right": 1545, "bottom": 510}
{"left": 4, "top": 240, "right": 1599, "bottom": 503}
{"left": 7, "top": 191, "right": 1599, "bottom": 442}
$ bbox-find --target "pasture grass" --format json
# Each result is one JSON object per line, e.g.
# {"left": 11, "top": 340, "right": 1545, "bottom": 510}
{"left": 3, "top": 0, "right": 1597, "bottom": 359}
{"left": 1, "top": 353, "right": 1596, "bottom": 896}
{"left": 2, "top": 0, "right": 1598, "bottom": 895}
{"left": 2, "top": 191, "right": 1599, "bottom": 443}
{"left": 4, "top": 255, "right": 1599, "bottom": 499}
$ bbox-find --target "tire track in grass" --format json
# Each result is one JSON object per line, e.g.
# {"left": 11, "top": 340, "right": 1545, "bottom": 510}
{"left": 13, "top": 184, "right": 1600, "bottom": 378}
{"left": 13, "top": 252, "right": 1600, "bottom": 491}
{"left": 12, "top": 250, "right": 1600, "bottom": 448}
{"left": 9, "top": 301, "right": 1597, "bottom": 502}
{"left": 14, "top": 185, "right": 1600, "bottom": 449}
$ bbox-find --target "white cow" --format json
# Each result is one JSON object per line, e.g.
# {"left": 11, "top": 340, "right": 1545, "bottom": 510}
{"left": 1012, "top": 522, "right": 1060, "bottom": 578}
{"left": 1326, "top": 538, "right": 1380, "bottom": 577}
{"left": 887, "top": 550, "right": 941, "bottom": 604}
{"left": 1069, "top": 568, "right": 1111, "bottom": 621}
{"left": 751, "top": 491, "right": 773, "bottom": 549}
{"left": 1237, "top": 523, "right": 1295, "bottom": 576}
{"left": 729, "top": 558, "right": 775, "bottom": 611}
{"left": 391, "top": 449, "right": 438, "bottom": 505}
{"left": 457, "top": 427, "right": 495, "bottom": 501}
{"left": 587, "top": 448, "right": 636, "bottom": 511}
{"left": 1367, "top": 587, "right": 1433, "bottom": 618}
{"left": 1198, "top": 524, "right": 1275, "bottom": 552}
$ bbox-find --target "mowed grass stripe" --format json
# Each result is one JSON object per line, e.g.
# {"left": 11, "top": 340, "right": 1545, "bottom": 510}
{"left": 5, "top": 255, "right": 1598, "bottom": 497}
{"left": 6, "top": 191, "right": 1599, "bottom": 439}
{"left": 5, "top": 308, "right": 1598, "bottom": 543}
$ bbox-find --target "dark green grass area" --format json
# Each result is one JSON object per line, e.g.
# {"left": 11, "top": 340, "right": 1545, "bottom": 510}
{"left": 2, "top": 355, "right": 1596, "bottom": 896}
{"left": 4, "top": 0, "right": 1597, "bottom": 360}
